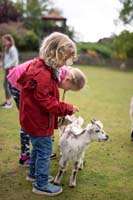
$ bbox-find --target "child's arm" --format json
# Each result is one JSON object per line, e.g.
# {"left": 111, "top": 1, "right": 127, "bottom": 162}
{"left": 34, "top": 84, "right": 78, "bottom": 116}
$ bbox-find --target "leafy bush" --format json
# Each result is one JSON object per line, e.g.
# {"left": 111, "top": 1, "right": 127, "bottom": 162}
{"left": 0, "top": 22, "right": 39, "bottom": 52}
{"left": 77, "top": 42, "right": 113, "bottom": 58}
{"left": 112, "top": 30, "right": 133, "bottom": 59}
{"left": 14, "top": 30, "right": 39, "bottom": 51}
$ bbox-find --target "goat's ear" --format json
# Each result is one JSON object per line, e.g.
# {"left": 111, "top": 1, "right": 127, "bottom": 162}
{"left": 91, "top": 119, "right": 96, "bottom": 124}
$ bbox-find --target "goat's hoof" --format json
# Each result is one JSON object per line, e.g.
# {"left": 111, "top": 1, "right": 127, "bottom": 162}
{"left": 54, "top": 180, "right": 60, "bottom": 185}
{"left": 79, "top": 167, "right": 83, "bottom": 170}
{"left": 54, "top": 183, "right": 60, "bottom": 185}
{"left": 69, "top": 184, "right": 76, "bottom": 188}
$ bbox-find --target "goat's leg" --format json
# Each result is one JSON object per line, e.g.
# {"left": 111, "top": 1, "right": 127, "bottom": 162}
{"left": 130, "top": 97, "right": 133, "bottom": 141}
{"left": 131, "top": 122, "right": 133, "bottom": 141}
{"left": 54, "top": 157, "right": 67, "bottom": 185}
{"left": 79, "top": 158, "right": 84, "bottom": 170}
{"left": 79, "top": 152, "right": 85, "bottom": 170}
{"left": 69, "top": 161, "right": 81, "bottom": 187}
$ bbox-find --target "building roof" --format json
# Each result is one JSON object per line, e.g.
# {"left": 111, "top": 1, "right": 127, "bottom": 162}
{"left": 42, "top": 12, "right": 67, "bottom": 20}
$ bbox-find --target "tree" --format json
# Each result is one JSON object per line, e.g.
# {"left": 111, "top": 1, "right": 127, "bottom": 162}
{"left": 119, "top": 0, "right": 133, "bottom": 24}
{"left": 113, "top": 30, "right": 133, "bottom": 59}
{"left": 15, "top": 0, "right": 52, "bottom": 35}
{"left": 15, "top": 0, "right": 75, "bottom": 39}
{"left": 0, "top": 0, "right": 21, "bottom": 23}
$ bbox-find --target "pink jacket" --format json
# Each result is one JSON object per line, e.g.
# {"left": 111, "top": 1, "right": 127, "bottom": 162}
{"left": 7, "top": 60, "right": 68, "bottom": 91}
{"left": 7, "top": 60, "right": 32, "bottom": 91}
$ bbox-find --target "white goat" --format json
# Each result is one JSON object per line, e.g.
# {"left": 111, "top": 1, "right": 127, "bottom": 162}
{"left": 54, "top": 117, "right": 109, "bottom": 187}
{"left": 130, "top": 96, "right": 133, "bottom": 141}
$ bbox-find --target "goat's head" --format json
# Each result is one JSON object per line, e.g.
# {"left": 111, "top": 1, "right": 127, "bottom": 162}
{"left": 86, "top": 119, "right": 109, "bottom": 142}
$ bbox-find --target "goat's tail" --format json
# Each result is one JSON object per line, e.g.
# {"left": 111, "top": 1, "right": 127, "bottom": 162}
{"left": 130, "top": 97, "right": 133, "bottom": 141}
{"left": 130, "top": 96, "right": 133, "bottom": 122}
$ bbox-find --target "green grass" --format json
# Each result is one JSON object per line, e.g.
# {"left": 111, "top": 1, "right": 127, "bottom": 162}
{"left": 0, "top": 66, "right": 133, "bottom": 200}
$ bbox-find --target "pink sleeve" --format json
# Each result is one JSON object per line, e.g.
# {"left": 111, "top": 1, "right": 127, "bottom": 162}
{"left": 60, "top": 65, "right": 68, "bottom": 82}
{"left": 7, "top": 60, "right": 32, "bottom": 91}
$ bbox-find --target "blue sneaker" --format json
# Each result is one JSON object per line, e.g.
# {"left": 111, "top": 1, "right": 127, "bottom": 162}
{"left": 26, "top": 175, "right": 54, "bottom": 183}
{"left": 32, "top": 183, "right": 63, "bottom": 196}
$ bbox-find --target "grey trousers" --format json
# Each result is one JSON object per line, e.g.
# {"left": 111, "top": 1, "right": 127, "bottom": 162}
{"left": 3, "top": 70, "right": 12, "bottom": 99}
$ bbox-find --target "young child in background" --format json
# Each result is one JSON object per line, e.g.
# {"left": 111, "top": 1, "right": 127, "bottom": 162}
{"left": 17, "top": 32, "right": 80, "bottom": 196}
{"left": 0, "top": 34, "right": 19, "bottom": 108}
{"left": 7, "top": 62, "right": 86, "bottom": 166}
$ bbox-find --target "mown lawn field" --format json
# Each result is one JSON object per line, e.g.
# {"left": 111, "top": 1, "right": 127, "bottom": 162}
{"left": 0, "top": 65, "right": 133, "bottom": 200}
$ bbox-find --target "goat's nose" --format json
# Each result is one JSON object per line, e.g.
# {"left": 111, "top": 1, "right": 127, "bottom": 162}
{"left": 105, "top": 135, "right": 109, "bottom": 140}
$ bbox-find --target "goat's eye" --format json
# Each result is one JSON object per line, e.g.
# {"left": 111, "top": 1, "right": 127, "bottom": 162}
{"left": 95, "top": 129, "right": 100, "bottom": 133}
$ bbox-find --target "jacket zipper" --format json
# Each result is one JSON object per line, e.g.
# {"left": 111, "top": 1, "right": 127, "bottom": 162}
{"left": 48, "top": 113, "right": 51, "bottom": 129}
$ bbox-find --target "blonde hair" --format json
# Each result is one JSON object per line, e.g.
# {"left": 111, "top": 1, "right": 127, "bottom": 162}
{"left": 2, "top": 34, "right": 15, "bottom": 53}
{"left": 39, "top": 32, "right": 77, "bottom": 68}
{"left": 2, "top": 34, "right": 15, "bottom": 46}
{"left": 67, "top": 67, "right": 86, "bottom": 90}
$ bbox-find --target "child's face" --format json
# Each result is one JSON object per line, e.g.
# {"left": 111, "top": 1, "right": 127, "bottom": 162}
{"left": 59, "top": 76, "right": 78, "bottom": 91}
{"left": 65, "top": 57, "right": 73, "bottom": 66}
{"left": 61, "top": 50, "right": 75, "bottom": 67}
{"left": 58, "top": 57, "right": 73, "bottom": 68}
{"left": 2, "top": 38, "right": 11, "bottom": 48}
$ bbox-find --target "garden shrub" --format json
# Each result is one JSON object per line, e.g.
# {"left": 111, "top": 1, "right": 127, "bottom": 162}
{"left": 0, "top": 22, "right": 39, "bottom": 52}
{"left": 77, "top": 42, "right": 113, "bottom": 59}
{"left": 14, "top": 30, "right": 39, "bottom": 51}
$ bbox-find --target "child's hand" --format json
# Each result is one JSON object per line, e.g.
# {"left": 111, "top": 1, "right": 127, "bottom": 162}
{"left": 73, "top": 105, "right": 79, "bottom": 113}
